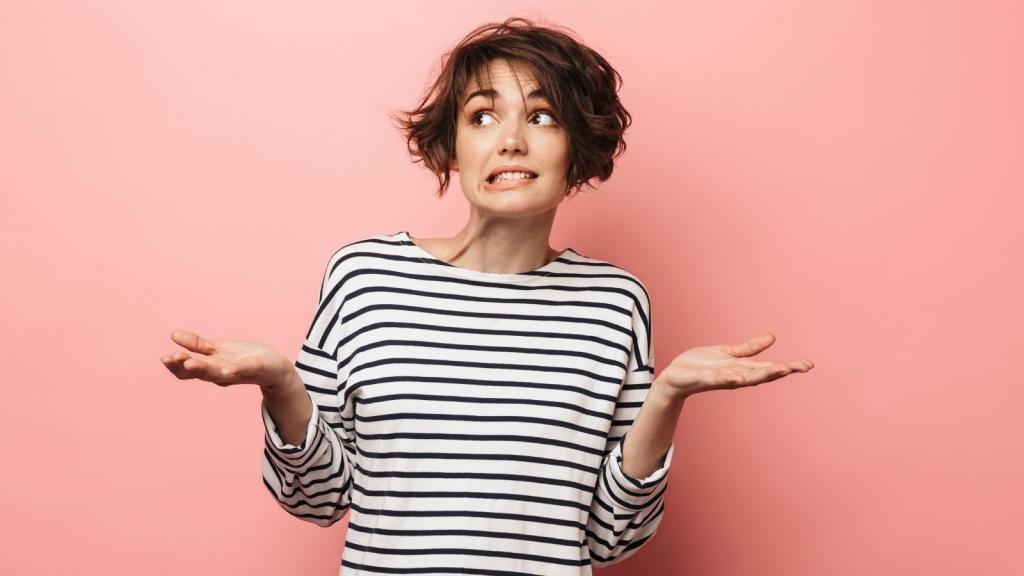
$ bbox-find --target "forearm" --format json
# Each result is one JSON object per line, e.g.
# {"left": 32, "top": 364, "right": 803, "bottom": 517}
{"left": 620, "top": 378, "right": 686, "bottom": 479}
{"left": 261, "top": 370, "right": 313, "bottom": 446}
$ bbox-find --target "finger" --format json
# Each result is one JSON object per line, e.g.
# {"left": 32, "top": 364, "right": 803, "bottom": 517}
{"left": 743, "top": 362, "right": 792, "bottom": 385}
{"left": 182, "top": 357, "right": 218, "bottom": 381}
{"left": 713, "top": 370, "right": 750, "bottom": 390}
{"left": 171, "top": 330, "right": 217, "bottom": 356}
{"left": 160, "top": 355, "right": 197, "bottom": 380}
{"left": 740, "top": 357, "right": 812, "bottom": 373}
{"left": 724, "top": 332, "right": 775, "bottom": 358}
{"left": 212, "top": 363, "right": 249, "bottom": 387}
{"left": 787, "top": 360, "right": 813, "bottom": 372}
{"left": 184, "top": 358, "right": 242, "bottom": 388}
{"left": 701, "top": 369, "right": 746, "bottom": 388}
{"left": 167, "top": 351, "right": 195, "bottom": 371}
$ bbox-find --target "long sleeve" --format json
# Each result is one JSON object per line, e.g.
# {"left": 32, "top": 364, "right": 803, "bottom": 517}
{"left": 261, "top": 249, "right": 355, "bottom": 527}
{"left": 585, "top": 289, "right": 674, "bottom": 567}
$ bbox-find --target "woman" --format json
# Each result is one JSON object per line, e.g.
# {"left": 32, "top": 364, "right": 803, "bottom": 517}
{"left": 160, "top": 17, "right": 814, "bottom": 575}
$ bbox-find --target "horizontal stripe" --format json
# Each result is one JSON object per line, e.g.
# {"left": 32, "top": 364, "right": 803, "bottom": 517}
{"left": 259, "top": 231, "right": 672, "bottom": 575}
{"left": 346, "top": 520, "right": 586, "bottom": 548}
{"left": 344, "top": 540, "right": 590, "bottom": 567}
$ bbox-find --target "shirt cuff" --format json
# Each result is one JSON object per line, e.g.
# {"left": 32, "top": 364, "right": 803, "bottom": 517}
{"left": 607, "top": 431, "right": 673, "bottom": 503}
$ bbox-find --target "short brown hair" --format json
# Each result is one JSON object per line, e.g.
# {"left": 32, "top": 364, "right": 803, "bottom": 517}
{"left": 389, "top": 16, "right": 632, "bottom": 199}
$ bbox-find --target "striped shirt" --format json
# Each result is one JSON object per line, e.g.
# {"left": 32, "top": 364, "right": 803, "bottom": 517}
{"left": 261, "top": 230, "right": 674, "bottom": 575}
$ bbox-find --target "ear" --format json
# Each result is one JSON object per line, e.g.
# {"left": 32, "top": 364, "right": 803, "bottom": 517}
{"left": 450, "top": 157, "right": 459, "bottom": 172}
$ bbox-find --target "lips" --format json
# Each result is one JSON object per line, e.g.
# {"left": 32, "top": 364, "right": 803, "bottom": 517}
{"left": 489, "top": 173, "right": 538, "bottom": 184}
{"left": 483, "top": 173, "right": 539, "bottom": 190}
{"left": 486, "top": 165, "right": 538, "bottom": 182}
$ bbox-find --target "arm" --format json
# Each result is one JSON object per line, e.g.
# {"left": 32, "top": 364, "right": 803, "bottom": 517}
{"left": 261, "top": 250, "right": 355, "bottom": 528}
{"left": 262, "top": 370, "right": 312, "bottom": 447}
{"left": 620, "top": 384, "right": 685, "bottom": 480}
{"left": 586, "top": 292, "right": 677, "bottom": 567}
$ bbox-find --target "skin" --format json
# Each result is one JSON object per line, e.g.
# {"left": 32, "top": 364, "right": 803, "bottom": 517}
{"left": 620, "top": 333, "right": 815, "bottom": 479}
{"left": 408, "top": 58, "right": 570, "bottom": 273}
{"left": 158, "top": 58, "right": 817, "bottom": 470}
{"left": 159, "top": 331, "right": 312, "bottom": 446}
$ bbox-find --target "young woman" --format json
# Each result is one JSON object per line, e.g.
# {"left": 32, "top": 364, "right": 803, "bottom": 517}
{"left": 160, "top": 17, "right": 814, "bottom": 575}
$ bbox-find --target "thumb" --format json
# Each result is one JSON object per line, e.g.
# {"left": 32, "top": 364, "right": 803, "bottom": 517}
{"left": 725, "top": 332, "right": 775, "bottom": 358}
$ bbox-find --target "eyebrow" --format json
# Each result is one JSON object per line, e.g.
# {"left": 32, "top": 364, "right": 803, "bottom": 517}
{"left": 464, "top": 87, "right": 548, "bottom": 106}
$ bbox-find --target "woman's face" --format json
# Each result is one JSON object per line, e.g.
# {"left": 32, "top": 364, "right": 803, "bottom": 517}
{"left": 452, "top": 59, "right": 570, "bottom": 218}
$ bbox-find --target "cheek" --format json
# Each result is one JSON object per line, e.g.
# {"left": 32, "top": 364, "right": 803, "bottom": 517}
{"left": 456, "top": 135, "right": 489, "bottom": 162}
{"left": 546, "top": 133, "right": 571, "bottom": 166}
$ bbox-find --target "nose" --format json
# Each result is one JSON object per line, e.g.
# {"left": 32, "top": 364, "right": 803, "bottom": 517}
{"left": 500, "top": 121, "right": 527, "bottom": 155}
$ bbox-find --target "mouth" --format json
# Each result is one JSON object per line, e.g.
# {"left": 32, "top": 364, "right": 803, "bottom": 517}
{"left": 486, "top": 172, "right": 539, "bottom": 184}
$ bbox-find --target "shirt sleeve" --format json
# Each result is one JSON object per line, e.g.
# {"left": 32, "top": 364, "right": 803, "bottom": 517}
{"left": 261, "top": 249, "right": 355, "bottom": 528}
{"left": 586, "top": 287, "right": 674, "bottom": 567}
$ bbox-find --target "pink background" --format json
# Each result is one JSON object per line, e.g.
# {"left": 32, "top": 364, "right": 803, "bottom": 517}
{"left": 2, "top": 1, "right": 1021, "bottom": 574}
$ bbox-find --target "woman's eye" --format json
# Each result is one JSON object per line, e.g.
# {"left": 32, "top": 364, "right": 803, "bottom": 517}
{"left": 532, "top": 111, "right": 557, "bottom": 126}
{"left": 470, "top": 111, "right": 495, "bottom": 126}
{"left": 469, "top": 110, "right": 558, "bottom": 127}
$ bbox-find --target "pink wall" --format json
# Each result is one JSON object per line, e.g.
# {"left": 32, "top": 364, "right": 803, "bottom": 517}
{"left": 2, "top": 1, "right": 1021, "bottom": 574}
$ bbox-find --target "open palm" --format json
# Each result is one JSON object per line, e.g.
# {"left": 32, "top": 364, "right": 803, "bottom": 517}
{"left": 654, "top": 332, "right": 815, "bottom": 400}
{"left": 159, "top": 329, "right": 295, "bottom": 389}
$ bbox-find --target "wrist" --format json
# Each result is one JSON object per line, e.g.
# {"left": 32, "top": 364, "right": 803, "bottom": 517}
{"left": 651, "top": 377, "right": 688, "bottom": 409}
{"left": 262, "top": 369, "right": 304, "bottom": 398}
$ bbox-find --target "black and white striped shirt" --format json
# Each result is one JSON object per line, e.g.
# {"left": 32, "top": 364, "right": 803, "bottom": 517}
{"left": 261, "top": 230, "right": 673, "bottom": 575}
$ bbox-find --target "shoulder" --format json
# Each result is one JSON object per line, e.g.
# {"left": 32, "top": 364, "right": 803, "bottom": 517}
{"left": 329, "top": 230, "right": 406, "bottom": 267}
{"left": 335, "top": 230, "right": 404, "bottom": 258}
{"left": 569, "top": 249, "right": 653, "bottom": 313}
{"left": 315, "top": 231, "right": 406, "bottom": 285}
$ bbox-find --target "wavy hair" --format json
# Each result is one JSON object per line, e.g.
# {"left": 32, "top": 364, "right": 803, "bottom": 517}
{"left": 389, "top": 16, "right": 632, "bottom": 199}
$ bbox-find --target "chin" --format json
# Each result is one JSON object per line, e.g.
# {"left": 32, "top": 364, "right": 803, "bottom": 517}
{"left": 474, "top": 195, "right": 562, "bottom": 215}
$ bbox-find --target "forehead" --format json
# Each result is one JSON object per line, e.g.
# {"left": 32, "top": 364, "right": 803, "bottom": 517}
{"left": 462, "top": 59, "right": 547, "bottom": 105}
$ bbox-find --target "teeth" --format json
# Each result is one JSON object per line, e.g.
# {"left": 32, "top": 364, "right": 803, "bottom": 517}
{"left": 490, "top": 171, "right": 537, "bottom": 183}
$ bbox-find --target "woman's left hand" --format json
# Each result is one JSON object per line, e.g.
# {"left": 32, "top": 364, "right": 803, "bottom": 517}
{"left": 653, "top": 332, "right": 815, "bottom": 401}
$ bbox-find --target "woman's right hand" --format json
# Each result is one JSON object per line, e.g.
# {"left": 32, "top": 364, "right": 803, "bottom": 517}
{"left": 159, "top": 329, "right": 299, "bottom": 391}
